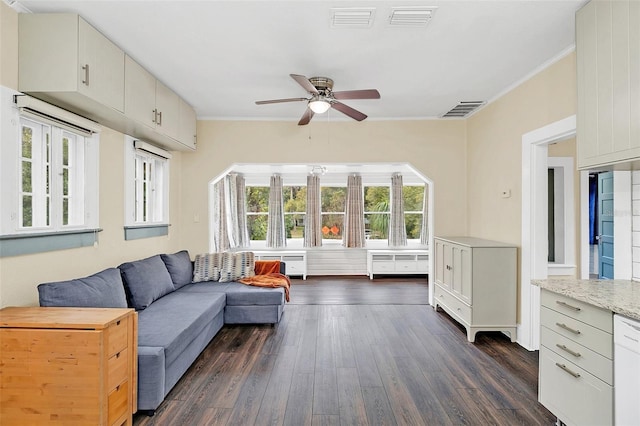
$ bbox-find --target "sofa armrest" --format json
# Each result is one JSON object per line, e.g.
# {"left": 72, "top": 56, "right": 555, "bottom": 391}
{"left": 280, "top": 261, "right": 286, "bottom": 275}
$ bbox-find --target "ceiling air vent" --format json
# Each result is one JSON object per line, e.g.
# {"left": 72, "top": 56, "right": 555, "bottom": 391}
{"left": 389, "top": 7, "right": 437, "bottom": 26}
{"left": 331, "top": 8, "right": 376, "bottom": 28}
{"left": 441, "top": 101, "right": 486, "bottom": 118}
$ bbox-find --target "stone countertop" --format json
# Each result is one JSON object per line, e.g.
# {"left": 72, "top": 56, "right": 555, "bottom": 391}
{"left": 532, "top": 278, "right": 640, "bottom": 321}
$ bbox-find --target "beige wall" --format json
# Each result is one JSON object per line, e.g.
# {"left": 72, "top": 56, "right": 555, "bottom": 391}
{"left": 0, "top": 5, "right": 183, "bottom": 307}
{"left": 466, "top": 53, "right": 577, "bottom": 245}
{"left": 0, "top": 2, "right": 18, "bottom": 89}
{"left": 179, "top": 119, "right": 468, "bottom": 254}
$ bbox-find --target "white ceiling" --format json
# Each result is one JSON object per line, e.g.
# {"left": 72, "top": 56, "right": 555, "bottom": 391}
{"left": 14, "top": 0, "right": 586, "bottom": 123}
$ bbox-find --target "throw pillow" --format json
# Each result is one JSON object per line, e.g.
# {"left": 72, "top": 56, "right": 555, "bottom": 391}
{"left": 160, "top": 250, "right": 193, "bottom": 289}
{"left": 118, "top": 255, "right": 175, "bottom": 310}
{"left": 38, "top": 268, "right": 128, "bottom": 308}
{"left": 193, "top": 252, "right": 223, "bottom": 283}
{"left": 219, "top": 251, "right": 255, "bottom": 282}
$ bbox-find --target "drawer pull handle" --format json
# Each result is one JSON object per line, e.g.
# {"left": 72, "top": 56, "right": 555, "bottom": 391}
{"left": 555, "top": 362, "right": 581, "bottom": 378}
{"left": 556, "top": 301, "right": 581, "bottom": 312}
{"left": 82, "top": 64, "right": 89, "bottom": 85}
{"left": 116, "top": 352, "right": 121, "bottom": 358}
{"left": 116, "top": 320, "right": 121, "bottom": 326}
{"left": 555, "top": 322, "right": 581, "bottom": 335}
{"left": 556, "top": 344, "right": 581, "bottom": 358}
{"left": 624, "top": 334, "right": 639, "bottom": 343}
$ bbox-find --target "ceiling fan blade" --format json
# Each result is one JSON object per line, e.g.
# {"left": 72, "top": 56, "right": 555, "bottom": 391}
{"left": 331, "top": 101, "right": 367, "bottom": 121}
{"left": 298, "top": 108, "right": 315, "bottom": 126}
{"left": 332, "top": 89, "right": 380, "bottom": 100}
{"left": 290, "top": 74, "right": 319, "bottom": 95}
{"left": 255, "top": 97, "right": 307, "bottom": 105}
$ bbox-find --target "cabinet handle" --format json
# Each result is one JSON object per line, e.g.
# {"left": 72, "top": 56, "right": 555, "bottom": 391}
{"left": 157, "top": 111, "right": 162, "bottom": 126}
{"left": 555, "top": 362, "right": 581, "bottom": 378}
{"left": 82, "top": 64, "right": 90, "bottom": 85}
{"left": 116, "top": 352, "right": 121, "bottom": 358}
{"left": 555, "top": 322, "right": 581, "bottom": 335}
{"left": 116, "top": 320, "right": 121, "bottom": 326}
{"left": 556, "top": 300, "right": 581, "bottom": 312}
{"left": 555, "top": 344, "right": 581, "bottom": 358}
{"left": 152, "top": 109, "right": 157, "bottom": 123}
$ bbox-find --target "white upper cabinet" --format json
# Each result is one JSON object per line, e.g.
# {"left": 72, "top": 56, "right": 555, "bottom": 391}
{"left": 19, "top": 13, "right": 196, "bottom": 152}
{"left": 179, "top": 98, "right": 197, "bottom": 150}
{"left": 124, "top": 56, "right": 183, "bottom": 142}
{"left": 19, "top": 13, "right": 125, "bottom": 112}
{"left": 576, "top": 0, "right": 640, "bottom": 169}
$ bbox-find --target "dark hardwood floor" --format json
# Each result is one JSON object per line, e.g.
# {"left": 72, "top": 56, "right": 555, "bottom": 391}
{"left": 134, "top": 276, "right": 553, "bottom": 425}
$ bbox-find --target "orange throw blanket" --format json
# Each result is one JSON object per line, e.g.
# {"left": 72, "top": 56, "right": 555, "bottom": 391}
{"left": 254, "top": 260, "right": 282, "bottom": 275}
{"left": 239, "top": 273, "right": 290, "bottom": 302}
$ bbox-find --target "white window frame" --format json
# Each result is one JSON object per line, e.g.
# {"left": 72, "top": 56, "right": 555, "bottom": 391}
{"left": 0, "top": 88, "right": 99, "bottom": 237}
{"left": 124, "top": 136, "right": 170, "bottom": 227}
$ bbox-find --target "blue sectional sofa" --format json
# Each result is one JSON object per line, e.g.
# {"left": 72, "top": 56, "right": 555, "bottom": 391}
{"left": 37, "top": 250, "right": 286, "bottom": 415}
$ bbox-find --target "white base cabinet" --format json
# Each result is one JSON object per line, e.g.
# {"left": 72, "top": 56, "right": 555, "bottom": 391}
{"left": 367, "top": 250, "right": 429, "bottom": 279}
{"left": 254, "top": 250, "right": 307, "bottom": 279}
{"left": 538, "top": 289, "right": 613, "bottom": 426}
{"left": 433, "top": 237, "right": 517, "bottom": 342}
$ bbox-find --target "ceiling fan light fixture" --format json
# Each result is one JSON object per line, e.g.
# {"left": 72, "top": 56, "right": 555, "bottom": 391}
{"left": 309, "top": 98, "right": 331, "bottom": 114}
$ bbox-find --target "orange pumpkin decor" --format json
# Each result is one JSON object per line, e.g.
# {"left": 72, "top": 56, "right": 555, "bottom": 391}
{"left": 322, "top": 226, "right": 330, "bottom": 235}
{"left": 330, "top": 225, "right": 339, "bottom": 235}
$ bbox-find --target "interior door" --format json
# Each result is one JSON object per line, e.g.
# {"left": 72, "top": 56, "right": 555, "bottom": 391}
{"left": 598, "top": 171, "right": 614, "bottom": 279}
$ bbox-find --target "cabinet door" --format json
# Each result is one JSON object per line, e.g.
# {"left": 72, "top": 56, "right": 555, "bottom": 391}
{"left": 434, "top": 240, "right": 446, "bottom": 288}
{"left": 178, "top": 98, "right": 197, "bottom": 149}
{"left": 156, "top": 81, "right": 180, "bottom": 140}
{"left": 124, "top": 56, "right": 157, "bottom": 128}
{"left": 78, "top": 17, "right": 125, "bottom": 112}
{"left": 450, "top": 245, "right": 471, "bottom": 304}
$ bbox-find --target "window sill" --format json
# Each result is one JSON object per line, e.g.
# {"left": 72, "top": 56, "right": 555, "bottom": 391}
{"left": 124, "top": 224, "right": 170, "bottom": 240}
{"left": 548, "top": 263, "right": 577, "bottom": 276}
{"left": 0, "top": 228, "right": 102, "bottom": 257}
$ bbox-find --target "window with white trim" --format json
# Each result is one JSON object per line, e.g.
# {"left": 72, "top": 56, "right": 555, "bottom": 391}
{"left": 124, "top": 137, "right": 170, "bottom": 228}
{"left": 18, "top": 118, "right": 86, "bottom": 231}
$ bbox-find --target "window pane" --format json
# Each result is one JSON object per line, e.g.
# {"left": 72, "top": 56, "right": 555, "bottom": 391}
{"left": 22, "top": 161, "right": 32, "bottom": 193}
{"left": 321, "top": 214, "right": 343, "bottom": 239}
{"left": 286, "top": 213, "right": 305, "bottom": 238}
{"left": 405, "top": 213, "right": 422, "bottom": 239}
{"left": 321, "top": 187, "right": 345, "bottom": 213}
{"left": 365, "top": 213, "right": 389, "bottom": 239}
{"left": 284, "top": 186, "right": 306, "bottom": 212}
{"left": 22, "top": 195, "right": 32, "bottom": 227}
{"left": 246, "top": 187, "right": 269, "bottom": 213}
{"left": 62, "top": 198, "right": 69, "bottom": 225}
{"left": 364, "top": 186, "right": 389, "bottom": 212}
{"left": 62, "top": 137, "right": 69, "bottom": 166}
{"left": 62, "top": 168, "right": 69, "bottom": 196}
{"left": 22, "top": 126, "right": 32, "bottom": 158}
{"left": 247, "top": 215, "right": 268, "bottom": 240}
{"left": 403, "top": 186, "right": 424, "bottom": 211}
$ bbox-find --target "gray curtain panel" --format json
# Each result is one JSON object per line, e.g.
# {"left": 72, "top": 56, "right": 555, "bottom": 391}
{"left": 225, "top": 173, "right": 249, "bottom": 248}
{"left": 212, "top": 178, "right": 230, "bottom": 252}
{"left": 342, "top": 174, "right": 365, "bottom": 248}
{"left": 304, "top": 174, "right": 322, "bottom": 247}
{"left": 388, "top": 173, "right": 407, "bottom": 246}
{"left": 267, "top": 175, "right": 287, "bottom": 248}
{"left": 420, "top": 184, "right": 429, "bottom": 246}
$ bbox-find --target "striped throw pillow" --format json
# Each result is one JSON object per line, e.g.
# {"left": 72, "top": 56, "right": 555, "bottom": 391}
{"left": 193, "top": 252, "right": 223, "bottom": 283}
{"left": 219, "top": 251, "right": 255, "bottom": 282}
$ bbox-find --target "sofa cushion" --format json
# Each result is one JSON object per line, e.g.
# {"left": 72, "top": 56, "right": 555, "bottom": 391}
{"left": 219, "top": 251, "right": 255, "bottom": 282}
{"left": 38, "top": 268, "right": 128, "bottom": 308}
{"left": 223, "top": 282, "right": 285, "bottom": 306}
{"left": 161, "top": 250, "right": 193, "bottom": 289}
{"left": 193, "top": 252, "right": 222, "bottom": 283}
{"left": 137, "top": 291, "right": 226, "bottom": 367}
{"left": 119, "top": 255, "right": 175, "bottom": 310}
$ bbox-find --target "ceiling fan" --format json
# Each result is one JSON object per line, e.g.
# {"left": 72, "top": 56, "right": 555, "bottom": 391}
{"left": 255, "top": 74, "right": 380, "bottom": 125}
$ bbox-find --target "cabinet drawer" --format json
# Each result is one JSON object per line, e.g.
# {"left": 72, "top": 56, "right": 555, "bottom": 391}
{"left": 395, "top": 261, "right": 417, "bottom": 272}
{"left": 541, "top": 326, "right": 612, "bottom": 385}
{"left": 372, "top": 261, "right": 394, "bottom": 272}
{"left": 107, "top": 348, "right": 129, "bottom": 391}
{"left": 435, "top": 284, "right": 471, "bottom": 323}
{"left": 539, "top": 346, "right": 613, "bottom": 426}
{"left": 541, "top": 290, "right": 612, "bottom": 333}
{"left": 108, "top": 380, "right": 129, "bottom": 425}
{"left": 282, "top": 255, "right": 304, "bottom": 262}
{"left": 541, "top": 307, "right": 612, "bottom": 359}
{"left": 106, "top": 316, "right": 129, "bottom": 357}
{"left": 285, "top": 263, "right": 305, "bottom": 274}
